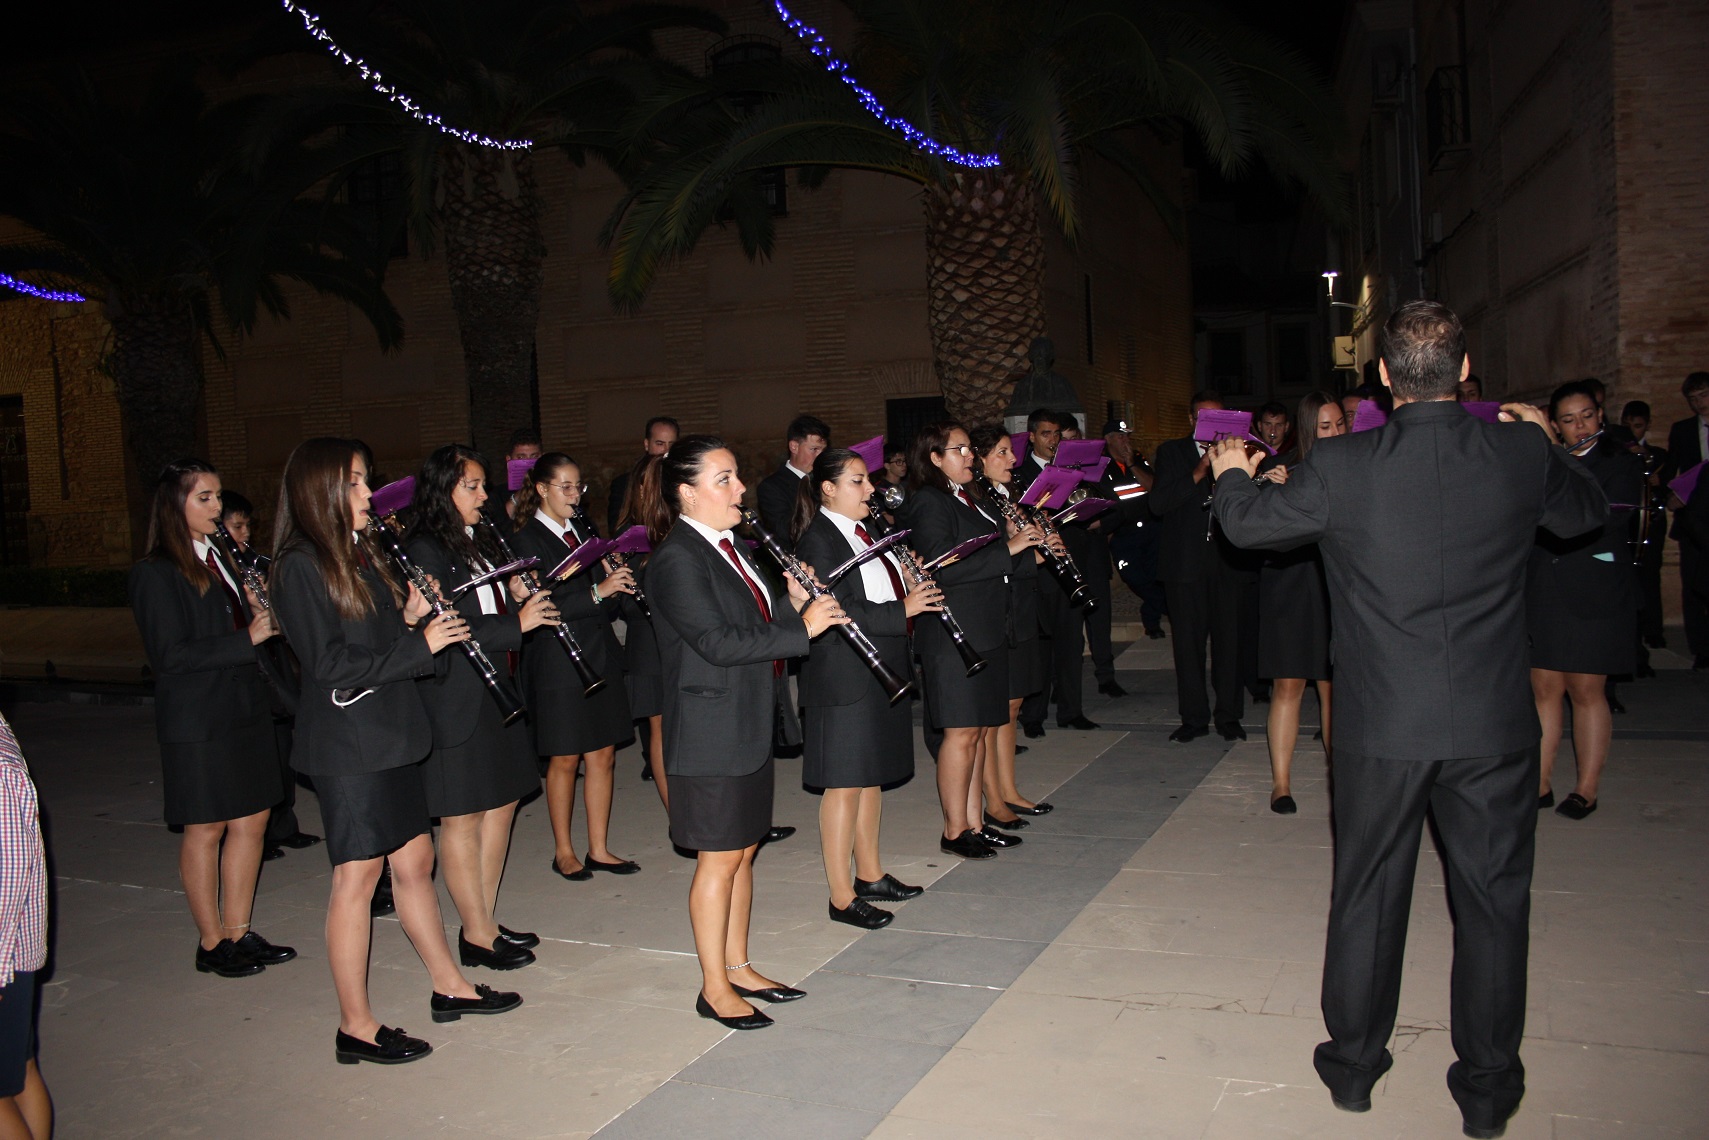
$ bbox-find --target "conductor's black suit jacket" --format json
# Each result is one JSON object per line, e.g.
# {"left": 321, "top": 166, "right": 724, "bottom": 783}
{"left": 1212, "top": 400, "right": 1607, "bottom": 761}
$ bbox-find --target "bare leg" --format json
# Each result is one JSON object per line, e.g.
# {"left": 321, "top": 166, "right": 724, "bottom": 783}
{"left": 479, "top": 801, "right": 518, "bottom": 921}
{"left": 1564, "top": 671, "right": 1612, "bottom": 803}
{"left": 966, "top": 727, "right": 993, "bottom": 827}
{"left": 723, "top": 846, "right": 783, "bottom": 993}
{"left": 16, "top": 1061, "right": 49, "bottom": 1140}
{"left": 689, "top": 848, "right": 750, "bottom": 1016}
{"left": 389, "top": 833, "right": 478, "bottom": 999}
{"left": 819, "top": 788, "right": 860, "bottom": 909}
{"left": 179, "top": 821, "right": 227, "bottom": 950}
{"left": 1531, "top": 668, "right": 1567, "bottom": 795}
{"left": 437, "top": 812, "right": 498, "bottom": 947}
{"left": 0, "top": 1097, "right": 33, "bottom": 1140}
{"left": 646, "top": 716, "right": 669, "bottom": 809}
{"left": 1267, "top": 677, "right": 1307, "bottom": 802}
{"left": 582, "top": 746, "right": 621, "bottom": 863}
{"left": 852, "top": 786, "right": 884, "bottom": 883}
{"left": 546, "top": 754, "right": 584, "bottom": 875}
{"left": 328, "top": 856, "right": 385, "bottom": 1041}
{"left": 936, "top": 727, "right": 979, "bottom": 839}
{"left": 217, "top": 808, "right": 270, "bottom": 940}
{"left": 1318, "top": 680, "right": 1333, "bottom": 764}
{"left": 988, "top": 696, "right": 1033, "bottom": 811}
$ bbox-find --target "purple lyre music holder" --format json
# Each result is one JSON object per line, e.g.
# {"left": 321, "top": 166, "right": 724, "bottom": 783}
{"left": 823, "top": 529, "right": 911, "bottom": 587}
{"left": 1670, "top": 460, "right": 1705, "bottom": 505}
{"left": 547, "top": 538, "right": 614, "bottom": 580}
{"left": 1009, "top": 432, "right": 1029, "bottom": 462}
{"left": 1053, "top": 496, "right": 1115, "bottom": 527}
{"left": 369, "top": 477, "right": 416, "bottom": 518}
{"left": 848, "top": 435, "right": 885, "bottom": 472}
{"left": 1351, "top": 401, "right": 1389, "bottom": 433}
{"left": 1193, "top": 408, "right": 1275, "bottom": 454}
{"left": 452, "top": 557, "right": 540, "bottom": 598}
{"left": 1050, "top": 439, "right": 1107, "bottom": 471}
{"left": 921, "top": 531, "right": 1000, "bottom": 573}
{"left": 609, "top": 525, "right": 651, "bottom": 555}
{"left": 507, "top": 458, "right": 535, "bottom": 492}
{"left": 1018, "top": 466, "right": 1081, "bottom": 511}
{"left": 1462, "top": 401, "right": 1502, "bottom": 424}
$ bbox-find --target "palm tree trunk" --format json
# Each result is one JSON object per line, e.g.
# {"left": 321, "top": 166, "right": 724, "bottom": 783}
{"left": 107, "top": 300, "right": 203, "bottom": 555}
{"left": 924, "top": 169, "right": 1047, "bottom": 423}
{"left": 439, "top": 144, "right": 546, "bottom": 455}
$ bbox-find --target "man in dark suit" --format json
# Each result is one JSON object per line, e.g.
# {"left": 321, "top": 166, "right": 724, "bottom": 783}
{"left": 755, "top": 414, "right": 830, "bottom": 545}
{"left": 1665, "top": 372, "right": 1709, "bottom": 667}
{"left": 1146, "top": 391, "right": 1260, "bottom": 742}
{"left": 1211, "top": 301, "right": 1606, "bottom": 1139}
{"left": 1616, "top": 401, "right": 1671, "bottom": 654}
{"left": 605, "top": 416, "right": 679, "bottom": 535}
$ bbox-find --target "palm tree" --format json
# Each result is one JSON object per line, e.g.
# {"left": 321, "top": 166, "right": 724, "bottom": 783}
{"left": 0, "top": 71, "right": 401, "bottom": 548}
{"left": 602, "top": 0, "right": 1346, "bottom": 421}
{"left": 259, "top": 0, "right": 725, "bottom": 454}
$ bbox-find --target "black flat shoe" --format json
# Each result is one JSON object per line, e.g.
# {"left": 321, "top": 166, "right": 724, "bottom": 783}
{"left": 335, "top": 1025, "right": 431, "bottom": 1065}
{"left": 262, "top": 845, "right": 285, "bottom": 862}
{"left": 854, "top": 873, "right": 923, "bottom": 902}
{"left": 763, "top": 826, "right": 797, "bottom": 844}
{"left": 1097, "top": 680, "right": 1127, "bottom": 698}
{"left": 1216, "top": 721, "right": 1247, "bottom": 741}
{"left": 733, "top": 982, "right": 808, "bottom": 1003}
{"left": 1555, "top": 793, "right": 1598, "bottom": 820}
{"left": 983, "top": 810, "right": 1029, "bottom": 830}
{"left": 498, "top": 925, "right": 539, "bottom": 949}
{"left": 696, "top": 992, "right": 773, "bottom": 1030}
{"left": 1269, "top": 795, "right": 1297, "bottom": 815}
{"left": 829, "top": 897, "right": 894, "bottom": 929}
{"left": 978, "top": 825, "right": 1023, "bottom": 848}
{"left": 1006, "top": 801, "right": 1053, "bottom": 816}
{"left": 277, "top": 831, "right": 323, "bottom": 849}
{"left": 1537, "top": 790, "right": 1554, "bottom": 809}
{"left": 1014, "top": 745, "right": 1029, "bottom": 755}
{"left": 640, "top": 761, "right": 655, "bottom": 781}
{"left": 583, "top": 857, "right": 641, "bottom": 875}
{"left": 940, "top": 830, "right": 996, "bottom": 859}
{"left": 234, "top": 931, "right": 297, "bottom": 965}
{"left": 1168, "top": 724, "right": 1208, "bottom": 744}
{"left": 459, "top": 930, "right": 535, "bottom": 971}
{"left": 430, "top": 983, "right": 522, "bottom": 1023}
{"left": 196, "top": 939, "right": 264, "bottom": 978}
{"left": 371, "top": 868, "right": 395, "bottom": 917}
{"left": 1608, "top": 694, "right": 1627, "bottom": 714}
{"left": 1462, "top": 1123, "right": 1506, "bottom": 1139}
{"left": 1058, "top": 715, "right": 1100, "bottom": 730}
{"left": 1021, "top": 720, "right": 1045, "bottom": 739}
{"left": 551, "top": 858, "right": 593, "bottom": 882}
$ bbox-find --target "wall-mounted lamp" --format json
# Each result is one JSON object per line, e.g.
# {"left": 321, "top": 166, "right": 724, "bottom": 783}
{"left": 1322, "top": 270, "right": 1339, "bottom": 299}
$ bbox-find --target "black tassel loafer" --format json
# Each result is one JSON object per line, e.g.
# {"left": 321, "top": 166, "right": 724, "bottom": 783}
{"left": 335, "top": 1026, "right": 431, "bottom": 1065}
{"left": 854, "top": 873, "right": 923, "bottom": 902}
{"left": 430, "top": 984, "right": 523, "bottom": 1023}
{"left": 498, "top": 925, "right": 539, "bottom": 949}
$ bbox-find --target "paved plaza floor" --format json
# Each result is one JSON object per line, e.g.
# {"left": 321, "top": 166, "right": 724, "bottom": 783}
{"left": 10, "top": 634, "right": 1708, "bottom": 1138}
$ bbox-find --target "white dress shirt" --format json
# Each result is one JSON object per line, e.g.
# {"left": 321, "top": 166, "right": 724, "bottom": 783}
{"left": 191, "top": 538, "right": 241, "bottom": 595}
{"left": 821, "top": 510, "right": 900, "bottom": 604}
{"left": 681, "top": 515, "right": 776, "bottom": 611}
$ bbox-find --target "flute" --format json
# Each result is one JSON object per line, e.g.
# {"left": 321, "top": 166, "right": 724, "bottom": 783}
{"left": 476, "top": 510, "right": 608, "bottom": 697}
{"left": 739, "top": 508, "right": 912, "bottom": 705}
{"left": 969, "top": 472, "right": 1094, "bottom": 608}
{"left": 868, "top": 487, "right": 985, "bottom": 677}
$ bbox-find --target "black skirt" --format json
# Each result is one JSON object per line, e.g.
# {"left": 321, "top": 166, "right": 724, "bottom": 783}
{"left": 1530, "top": 616, "right": 1636, "bottom": 675}
{"left": 669, "top": 758, "right": 774, "bottom": 852}
{"left": 1007, "top": 636, "right": 1044, "bottom": 700}
{"left": 802, "top": 692, "right": 914, "bottom": 789}
{"left": 159, "top": 713, "right": 283, "bottom": 827}
{"left": 531, "top": 671, "right": 634, "bottom": 755}
{"left": 422, "top": 695, "right": 538, "bottom": 817}
{"left": 624, "top": 614, "right": 664, "bottom": 719}
{"left": 319, "top": 761, "right": 431, "bottom": 865}
{"left": 920, "top": 646, "right": 1008, "bottom": 728}
{"left": 1257, "top": 550, "right": 1332, "bottom": 681}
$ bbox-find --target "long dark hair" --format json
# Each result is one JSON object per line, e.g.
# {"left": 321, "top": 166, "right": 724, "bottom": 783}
{"left": 907, "top": 420, "right": 966, "bottom": 494}
{"left": 513, "top": 452, "right": 578, "bottom": 531}
{"left": 1295, "top": 391, "right": 1343, "bottom": 461}
{"left": 144, "top": 458, "right": 219, "bottom": 594}
{"left": 412, "top": 444, "right": 503, "bottom": 566}
{"left": 616, "top": 453, "right": 658, "bottom": 533}
{"left": 965, "top": 423, "right": 1010, "bottom": 498}
{"left": 273, "top": 437, "right": 400, "bottom": 619}
{"left": 790, "top": 448, "right": 862, "bottom": 545}
{"left": 635, "top": 434, "right": 727, "bottom": 547}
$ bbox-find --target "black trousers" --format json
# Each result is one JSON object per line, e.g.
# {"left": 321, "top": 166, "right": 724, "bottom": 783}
{"left": 1315, "top": 746, "right": 1538, "bottom": 1130}
{"left": 1084, "top": 570, "right": 1115, "bottom": 684}
{"left": 1636, "top": 545, "right": 1664, "bottom": 642}
{"left": 1114, "top": 530, "right": 1168, "bottom": 633}
{"left": 1161, "top": 572, "right": 1248, "bottom": 728}
{"left": 1681, "top": 548, "right": 1709, "bottom": 659}
{"left": 1020, "top": 579, "right": 1086, "bottom": 725}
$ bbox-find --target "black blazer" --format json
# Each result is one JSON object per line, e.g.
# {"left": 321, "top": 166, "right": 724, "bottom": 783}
{"left": 1666, "top": 415, "right": 1705, "bottom": 473}
{"left": 648, "top": 522, "right": 811, "bottom": 778}
{"left": 129, "top": 556, "right": 269, "bottom": 744}
{"left": 1528, "top": 439, "right": 1644, "bottom": 621}
{"left": 507, "top": 516, "right": 623, "bottom": 692}
{"left": 404, "top": 533, "right": 525, "bottom": 748}
{"left": 793, "top": 511, "right": 910, "bottom": 709}
{"left": 270, "top": 547, "right": 435, "bottom": 778}
{"left": 1148, "top": 436, "right": 1261, "bottom": 582}
{"left": 896, "top": 484, "right": 1009, "bottom": 655}
{"left": 1213, "top": 400, "right": 1607, "bottom": 761}
{"left": 756, "top": 465, "right": 803, "bottom": 547}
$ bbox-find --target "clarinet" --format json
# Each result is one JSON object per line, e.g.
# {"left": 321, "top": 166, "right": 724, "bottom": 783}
{"left": 366, "top": 518, "right": 527, "bottom": 724}
{"left": 865, "top": 493, "right": 985, "bottom": 677}
{"left": 575, "top": 505, "right": 652, "bottom": 620}
{"left": 738, "top": 508, "right": 913, "bottom": 705}
{"left": 213, "top": 521, "right": 270, "bottom": 610}
{"left": 476, "top": 511, "right": 608, "bottom": 697}
{"left": 969, "top": 472, "right": 1094, "bottom": 608}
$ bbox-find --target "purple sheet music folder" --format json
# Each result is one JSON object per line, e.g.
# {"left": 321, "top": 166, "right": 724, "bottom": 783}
{"left": 370, "top": 477, "right": 416, "bottom": 517}
{"left": 1194, "top": 408, "right": 1275, "bottom": 454}
{"left": 1351, "top": 401, "right": 1388, "bottom": 432}
{"left": 1670, "top": 461, "right": 1705, "bottom": 504}
{"left": 1018, "top": 466, "right": 1081, "bottom": 511}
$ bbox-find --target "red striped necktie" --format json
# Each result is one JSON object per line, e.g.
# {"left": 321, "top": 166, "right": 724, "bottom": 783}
{"left": 719, "top": 538, "right": 783, "bottom": 677}
{"left": 205, "top": 549, "right": 247, "bottom": 631}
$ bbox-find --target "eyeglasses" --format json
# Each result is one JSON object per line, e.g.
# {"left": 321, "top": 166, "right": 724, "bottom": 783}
{"left": 936, "top": 445, "right": 973, "bottom": 458}
{"left": 545, "top": 481, "right": 588, "bottom": 495}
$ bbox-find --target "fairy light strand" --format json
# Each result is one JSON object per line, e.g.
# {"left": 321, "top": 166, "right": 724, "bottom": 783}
{"left": 0, "top": 273, "right": 84, "bottom": 304}
{"left": 278, "top": 1, "right": 532, "bottom": 151}
{"left": 772, "top": 2, "right": 1002, "bottom": 169}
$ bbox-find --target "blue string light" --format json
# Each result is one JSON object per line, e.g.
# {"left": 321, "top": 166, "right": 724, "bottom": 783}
{"left": 278, "top": 1, "right": 532, "bottom": 151}
{"left": 772, "top": 2, "right": 1003, "bottom": 169}
{"left": 0, "top": 273, "right": 84, "bottom": 304}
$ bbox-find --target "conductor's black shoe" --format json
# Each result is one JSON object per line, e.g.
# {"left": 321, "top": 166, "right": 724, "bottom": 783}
{"left": 583, "top": 856, "right": 641, "bottom": 875}
{"left": 763, "top": 826, "right": 797, "bottom": 844}
{"left": 335, "top": 1026, "right": 431, "bottom": 1065}
{"left": 1556, "top": 793, "right": 1598, "bottom": 820}
{"left": 983, "top": 810, "right": 1030, "bottom": 830}
{"left": 277, "top": 831, "right": 323, "bottom": 849}
{"left": 1462, "top": 1123, "right": 1507, "bottom": 1140}
{"left": 695, "top": 992, "right": 772, "bottom": 1030}
{"left": 977, "top": 825, "right": 1023, "bottom": 848}
{"left": 1169, "top": 724, "right": 1208, "bottom": 743}
{"left": 1216, "top": 721, "right": 1247, "bottom": 741}
{"left": 497, "top": 925, "right": 540, "bottom": 949}
{"left": 430, "top": 983, "right": 522, "bottom": 1023}
{"left": 1098, "top": 680, "right": 1127, "bottom": 698}
{"left": 1538, "top": 789, "right": 1555, "bottom": 809}
{"left": 1021, "top": 720, "right": 1045, "bottom": 739}
{"left": 940, "top": 830, "right": 996, "bottom": 859}
{"left": 262, "top": 845, "right": 285, "bottom": 862}
{"left": 1058, "top": 715, "right": 1100, "bottom": 730}
{"left": 196, "top": 939, "right": 264, "bottom": 978}
{"left": 733, "top": 982, "right": 809, "bottom": 1003}
{"left": 459, "top": 930, "right": 535, "bottom": 971}
{"left": 829, "top": 897, "right": 894, "bottom": 929}
{"left": 854, "top": 873, "right": 923, "bottom": 902}
{"left": 1270, "top": 795, "right": 1297, "bottom": 815}
{"left": 234, "top": 931, "right": 297, "bottom": 965}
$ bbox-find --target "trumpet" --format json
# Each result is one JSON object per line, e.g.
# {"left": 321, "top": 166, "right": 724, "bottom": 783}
{"left": 366, "top": 517, "right": 527, "bottom": 724}
{"left": 739, "top": 508, "right": 912, "bottom": 705}
{"left": 969, "top": 473, "right": 1094, "bottom": 608}
{"left": 213, "top": 521, "right": 270, "bottom": 611}
{"left": 870, "top": 487, "right": 985, "bottom": 677}
{"left": 476, "top": 511, "right": 607, "bottom": 698}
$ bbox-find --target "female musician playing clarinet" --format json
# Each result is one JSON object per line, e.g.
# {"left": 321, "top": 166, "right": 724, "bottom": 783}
{"left": 271, "top": 439, "right": 520, "bottom": 1066}
{"left": 617, "top": 455, "right": 669, "bottom": 806}
{"left": 639, "top": 436, "right": 845, "bottom": 1029}
{"left": 405, "top": 445, "right": 558, "bottom": 968}
{"left": 896, "top": 422, "right": 1014, "bottom": 860}
{"left": 129, "top": 459, "right": 292, "bottom": 978}
{"left": 508, "top": 453, "right": 638, "bottom": 880}
{"left": 791, "top": 449, "right": 941, "bottom": 929}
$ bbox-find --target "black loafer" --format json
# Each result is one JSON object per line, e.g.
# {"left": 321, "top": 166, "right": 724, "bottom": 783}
{"left": 1556, "top": 793, "right": 1598, "bottom": 820}
{"left": 459, "top": 930, "right": 535, "bottom": 971}
{"left": 430, "top": 984, "right": 522, "bottom": 1023}
{"left": 763, "top": 826, "right": 797, "bottom": 844}
{"left": 335, "top": 1025, "right": 431, "bottom": 1065}
{"left": 277, "top": 831, "right": 323, "bottom": 849}
{"left": 234, "top": 931, "right": 297, "bottom": 965}
{"left": 983, "top": 810, "right": 1029, "bottom": 830}
{"left": 1006, "top": 801, "right": 1053, "bottom": 816}
{"left": 733, "top": 982, "right": 808, "bottom": 1003}
{"left": 1021, "top": 721, "right": 1045, "bottom": 739}
{"left": 498, "top": 925, "right": 539, "bottom": 949}
{"left": 1269, "top": 795, "right": 1297, "bottom": 816}
{"left": 854, "top": 873, "right": 923, "bottom": 901}
{"left": 1058, "top": 715, "right": 1100, "bottom": 730}
{"left": 978, "top": 825, "right": 1023, "bottom": 848}
{"left": 196, "top": 939, "right": 264, "bottom": 978}
{"left": 551, "top": 858, "right": 593, "bottom": 882}
{"left": 1216, "top": 721, "right": 1247, "bottom": 741}
{"left": 1537, "top": 790, "right": 1554, "bottom": 810}
{"left": 940, "top": 830, "right": 996, "bottom": 859}
{"left": 583, "top": 857, "right": 641, "bottom": 875}
{"left": 829, "top": 897, "right": 894, "bottom": 929}
{"left": 695, "top": 992, "right": 772, "bottom": 1029}
{"left": 1168, "top": 724, "right": 1209, "bottom": 743}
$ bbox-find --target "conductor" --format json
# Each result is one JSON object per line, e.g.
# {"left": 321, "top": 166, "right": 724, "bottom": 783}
{"left": 1208, "top": 301, "right": 1606, "bottom": 1139}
